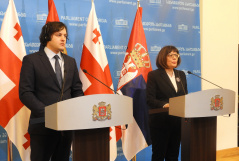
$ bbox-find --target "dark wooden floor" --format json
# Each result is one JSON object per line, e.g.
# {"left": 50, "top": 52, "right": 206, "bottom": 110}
{"left": 217, "top": 147, "right": 239, "bottom": 161}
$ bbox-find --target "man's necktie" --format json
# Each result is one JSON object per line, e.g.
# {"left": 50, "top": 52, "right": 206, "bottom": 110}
{"left": 54, "top": 55, "right": 63, "bottom": 88}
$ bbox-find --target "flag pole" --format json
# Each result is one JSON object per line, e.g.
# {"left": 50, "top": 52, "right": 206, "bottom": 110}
{"left": 132, "top": 156, "right": 136, "bottom": 161}
{"left": 7, "top": 137, "right": 13, "bottom": 161}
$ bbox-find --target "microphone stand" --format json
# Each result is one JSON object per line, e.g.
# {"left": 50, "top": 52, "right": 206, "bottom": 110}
{"left": 59, "top": 70, "right": 67, "bottom": 101}
{"left": 83, "top": 69, "right": 120, "bottom": 95}
{"left": 187, "top": 71, "right": 223, "bottom": 89}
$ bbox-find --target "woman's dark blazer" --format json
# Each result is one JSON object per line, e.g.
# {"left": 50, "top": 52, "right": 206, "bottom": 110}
{"left": 146, "top": 68, "right": 188, "bottom": 127}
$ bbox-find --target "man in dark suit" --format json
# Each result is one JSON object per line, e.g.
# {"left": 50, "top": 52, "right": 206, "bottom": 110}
{"left": 19, "top": 22, "right": 84, "bottom": 161}
{"left": 146, "top": 46, "right": 188, "bottom": 161}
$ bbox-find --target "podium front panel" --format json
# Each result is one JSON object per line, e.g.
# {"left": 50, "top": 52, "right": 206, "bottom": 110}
{"left": 45, "top": 94, "right": 133, "bottom": 130}
{"left": 169, "top": 89, "right": 235, "bottom": 118}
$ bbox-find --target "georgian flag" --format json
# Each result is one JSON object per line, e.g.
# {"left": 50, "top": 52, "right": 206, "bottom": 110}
{"left": 46, "top": 0, "right": 60, "bottom": 24}
{"left": 79, "top": 2, "right": 120, "bottom": 161}
{"left": 0, "top": 0, "right": 31, "bottom": 160}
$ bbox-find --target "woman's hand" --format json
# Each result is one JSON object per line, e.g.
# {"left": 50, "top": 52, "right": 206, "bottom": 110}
{"left": 163, "top": 103, "right": 169, "bottom": 108}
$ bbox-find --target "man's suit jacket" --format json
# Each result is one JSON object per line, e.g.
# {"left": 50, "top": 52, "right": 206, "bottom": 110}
{"left": 146, "top": 68, "right": 188, "bottom": 127}
{"left": 19, "top": 50, "right": 84, "bottom": 134}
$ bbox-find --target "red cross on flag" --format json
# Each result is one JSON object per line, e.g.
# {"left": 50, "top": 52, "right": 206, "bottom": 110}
{"left": 0, "top": 0, "right": 31, "bottom": 160}
{"left": 79, "top": 1, "right": 120, "bottom": 161}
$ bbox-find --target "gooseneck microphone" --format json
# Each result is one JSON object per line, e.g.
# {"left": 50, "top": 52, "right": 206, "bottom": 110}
{"left": 176, "top": 70, "right": 187, "bottom": 95}
{"left": 59, "top": 69, "right": 67, "bottom": 101}
{"left": 58, "top": 54, "right": 66, "bottom": 102}
{"left": 83, "top": 69, "right": 119, "bottom": 95}
{"left": 187, "top": 71, "right": 223, "bottom": 89}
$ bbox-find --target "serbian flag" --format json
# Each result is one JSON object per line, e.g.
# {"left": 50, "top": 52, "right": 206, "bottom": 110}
{"left": 0, "top": 0, "right": 31, "bottom": 160}
{"left": 79, "top": 1, "right": 120, "bottom": 161}
{"left": 117, "top": 7, "right": 152, "bottom": 160}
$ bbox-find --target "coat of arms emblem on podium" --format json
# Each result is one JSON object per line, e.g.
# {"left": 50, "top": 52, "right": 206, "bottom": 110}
{"left": 210, "top": 95, "right": 223, "bottom": 111}
{"left": 92, "top": 101, "right": 112, "bottom": 121}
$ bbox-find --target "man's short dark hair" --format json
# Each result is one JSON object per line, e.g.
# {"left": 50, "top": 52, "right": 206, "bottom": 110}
{"left": 39, "top": 22, "right": 68, "bottom": 46}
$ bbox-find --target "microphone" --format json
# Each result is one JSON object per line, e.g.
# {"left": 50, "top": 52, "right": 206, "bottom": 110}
{"left": 59, "top": 69, "right": 67, "bottom": 101}
{"left": 176, "top": 70, "right": 187, "bottom": 95}
{"left": 83, "top": 69, "right": 119, "bottom": 95}
{"left": 187, "top": 71, "right": 223, "bottom": 89}
{"left": 58, "top": 53, "right": 67, "bottom": 101}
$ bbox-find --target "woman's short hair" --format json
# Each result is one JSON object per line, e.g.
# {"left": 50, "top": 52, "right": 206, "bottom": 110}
{"left": 39, "top": 22, "right": 68, "bottom": 47}
{"left": 156, "top": 45, "right": 181, "bottom": 69}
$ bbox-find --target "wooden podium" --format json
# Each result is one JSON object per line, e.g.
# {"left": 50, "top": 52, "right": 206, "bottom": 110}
{"left": 169, "top": 89, "right": 235, "bottom": 161}
{"left": 45, "top": 94, "right": 133, "bottom": 161}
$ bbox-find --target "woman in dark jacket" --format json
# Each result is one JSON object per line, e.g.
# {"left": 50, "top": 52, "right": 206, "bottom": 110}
{"left": 146, "top": 45, "right": 188, "bottom": 161}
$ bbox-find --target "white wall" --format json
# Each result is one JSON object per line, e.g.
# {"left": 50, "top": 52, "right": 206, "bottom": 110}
{"left": 200, "top": 0, "right": 238, "bottom": 150}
